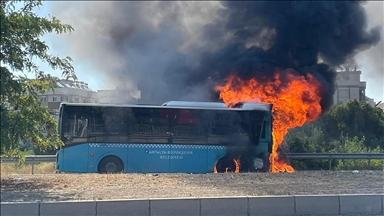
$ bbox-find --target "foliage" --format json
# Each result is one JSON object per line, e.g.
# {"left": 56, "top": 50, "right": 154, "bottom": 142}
{"left": 331, "top": 136, "right": 382, "bottom": 170}
{"left": 321, "top": 100, "right": 384, "bottom": 149}
{"left": 287, "top": 100, "right": 384, "bottom": 170}
{"left": 0, "top": 0, "right": 76, "bottom": 156}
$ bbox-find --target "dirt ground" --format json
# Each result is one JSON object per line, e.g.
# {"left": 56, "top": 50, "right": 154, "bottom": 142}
{"left": 1, "top": 170, "right": 383, "bottom": 202}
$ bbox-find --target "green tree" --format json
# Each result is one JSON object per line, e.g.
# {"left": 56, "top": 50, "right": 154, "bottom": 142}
{"left": 287, "top": 125, "right": 329, "bottom": 170}
{"left": 1, "top": 0, "right": 76, "bottom": 156}
{"left": 331, "top": 136, "right": 382, "bottom": 170}
{"left": 286, "top": 100, "right": 384, "bottom": 170}
{"left": 321, "top": 100, "right": 384, "bottom": 150}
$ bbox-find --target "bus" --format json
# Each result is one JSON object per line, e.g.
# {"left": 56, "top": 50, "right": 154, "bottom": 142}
{"left": 56, "top": 101, "right": 273, "bottom": 174}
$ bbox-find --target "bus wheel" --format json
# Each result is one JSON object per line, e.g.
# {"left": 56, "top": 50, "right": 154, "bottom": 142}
{"left": 98, "top": 156, "right": 124, "bottom": 174}
{"left": 215, "top": 157, "right": 237, "bottom": 173}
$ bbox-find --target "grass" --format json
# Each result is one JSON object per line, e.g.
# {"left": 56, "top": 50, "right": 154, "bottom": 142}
{"left": 1, "top": 162, "right": 56, "bottom": 175}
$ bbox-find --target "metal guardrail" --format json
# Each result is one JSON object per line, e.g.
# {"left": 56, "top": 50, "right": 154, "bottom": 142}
{"left": 287, "top": 153, "right": 384, "bottom": 170}
{"left": 0, "top": 155, "right": 56, "bottom": 163}
{"left": 1, "top": 153, "right": 383, "bottom": 173}
{"left": 0, "top": 155, "right": 56, "bottom": 174}
{"left": 287, "top": 153, "right": 384, "bottom": 159}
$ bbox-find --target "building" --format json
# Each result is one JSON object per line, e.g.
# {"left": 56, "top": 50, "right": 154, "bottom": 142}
{"left": 365, "top": 96, "right": 376, "bottom": 107}
{"left": 38, "top": 79, "right": 98, "bottom": 118}
{"left": 38, "top": 78, "right": 142, "bottom": 118}
{"left": 377, "top": 103, "right": 384, "bottom": 112}
{"left": 333, "top": 67, "right": 372, "bottom": 105}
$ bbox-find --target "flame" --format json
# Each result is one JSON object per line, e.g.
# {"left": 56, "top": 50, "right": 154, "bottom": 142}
{"left": 234, "top": 159, "right": 240, "bottom": 173}
{"left": 213, "top": 158, "right": 241, "bottom": 173}
{"left": 215, "top": 70, "right": 322, "bottom": 173}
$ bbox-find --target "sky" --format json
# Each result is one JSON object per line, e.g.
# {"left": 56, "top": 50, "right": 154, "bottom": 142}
{"left": 17, "top": 1, "right": 384, "bottom": 103}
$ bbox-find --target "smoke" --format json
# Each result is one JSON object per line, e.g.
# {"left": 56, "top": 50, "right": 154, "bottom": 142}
{"left": 49, "top": 1, "right": 381, "bottom": 108}
{"left": 355, "top": 1, "right": 384, "bottom": 101}
{"left": 48, "top": 1, "right": 223, "bottom": 104}
{"left": 187, "top": 1, "right": 381, "bottom": 111}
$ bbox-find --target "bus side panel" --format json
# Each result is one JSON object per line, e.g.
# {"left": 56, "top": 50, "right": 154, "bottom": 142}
{"left": 62, "top": 144, "right": 89, "bottom": 173}
{"left": 56, "top": 149, "right": 63, "bottom": 171}
{"left": 88, "top": 143, "right": 129, "bottom": 173}
{"left": 206, "top": 146, "right": 228, "bottom": 173}
{"left": 169, "top": 144, "right": 207, "bottom": 173}
{"left": 127, "top": 144, "right": 170, "bottom": 173}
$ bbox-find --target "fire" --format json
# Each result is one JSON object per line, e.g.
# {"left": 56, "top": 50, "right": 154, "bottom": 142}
{"left": 213, "top": 158, "right": 241, "bottom": 174}
{"left": 215, "top": 70, "right": 322, "bottom": 173}
{"left": 234, "top": 159, "right": 240, "bottom": 173}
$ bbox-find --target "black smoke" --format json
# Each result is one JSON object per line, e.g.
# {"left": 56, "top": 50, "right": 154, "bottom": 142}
{"left": 182, "top": 1, "right": 381, "bottom": 112}
{"left": 50, "top": 1, "right": 381, "bottom": 110}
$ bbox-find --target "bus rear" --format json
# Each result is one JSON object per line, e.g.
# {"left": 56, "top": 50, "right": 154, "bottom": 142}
{"left": 56, "top": 102, "right": 272, "bottom": 173}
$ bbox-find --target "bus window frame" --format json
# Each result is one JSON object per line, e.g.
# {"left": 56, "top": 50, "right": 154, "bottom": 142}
{"left": 58, "top": 104, "right": 64, "bottom": 142}
{"left": 59, "top": 105, "right": 270, "bottom": 147}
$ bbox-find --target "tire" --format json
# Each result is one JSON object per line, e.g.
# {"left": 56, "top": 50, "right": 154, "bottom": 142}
{"left": 98, "top": 156, "right": 124, "bottom": 174}
{"left": 215, "top": 157, "right": 237, "bottom": 173}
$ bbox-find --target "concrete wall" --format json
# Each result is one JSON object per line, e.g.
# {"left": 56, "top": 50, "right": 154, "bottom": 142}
{"left": 1, "top": 194, "right": 383, "bottom": 216}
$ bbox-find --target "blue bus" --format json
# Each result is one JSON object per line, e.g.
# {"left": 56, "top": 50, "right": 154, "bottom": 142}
{"left": 56, "top": 101, "right": 273, "bottom": 174}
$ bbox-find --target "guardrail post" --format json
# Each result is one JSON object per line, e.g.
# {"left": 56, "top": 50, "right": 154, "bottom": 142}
{"left": 31, "top": 163, "right": 34, "bottom": 175}
{"left": 328, "top": 159, "right": 332, "bottom": 171}
{"left": 367, "top": 159, "right": 371, "bottom": 170}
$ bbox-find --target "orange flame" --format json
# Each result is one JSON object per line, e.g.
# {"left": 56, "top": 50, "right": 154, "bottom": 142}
{"left": 234, "top": 159, "right": 240, "bottom": 173}
{"left": 213, "top": 158, "right": 241, "bottom": 174}
{"left": 215, "top": 70, "right": 322, "bottom": 173}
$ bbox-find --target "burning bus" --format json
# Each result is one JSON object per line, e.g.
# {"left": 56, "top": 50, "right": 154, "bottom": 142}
{"left": 55, "top": 101, "right": 273, "bottom": 174}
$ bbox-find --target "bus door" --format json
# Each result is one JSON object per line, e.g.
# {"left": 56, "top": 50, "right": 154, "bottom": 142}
{"left": 249, "top": 111, "right": 270, "bottom": 158}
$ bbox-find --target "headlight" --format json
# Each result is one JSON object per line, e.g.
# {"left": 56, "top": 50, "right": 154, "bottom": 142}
{"left": 253, "top": 158, "right": 264, "bottom": 169}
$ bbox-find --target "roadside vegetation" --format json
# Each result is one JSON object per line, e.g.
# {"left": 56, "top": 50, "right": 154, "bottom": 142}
{"left": 287, "top": 100, "right": 384, "bottom": 170}
{"left": 1, "top": 163, "right": 55, "bottom": 175}
{"left": 0, "top": 0, "right": 76, "bottom": 158}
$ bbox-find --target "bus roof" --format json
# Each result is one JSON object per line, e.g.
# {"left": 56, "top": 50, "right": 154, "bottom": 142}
{"left": 162, "top": 101, "right": 227, "bottom": 108}
{"left": 162, "top": 101, "right": 272, "bottom": 111}
{"left": 60, "top": 101, "right": 272, "bottom": 112}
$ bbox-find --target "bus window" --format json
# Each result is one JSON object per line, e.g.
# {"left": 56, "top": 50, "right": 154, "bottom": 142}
{"left": 204, "top": 111, "right": 249, "bottom": 145}
{"left": 231, "top": 112, "right": 249, "bottom": 135}
{"left": 176, "top": 109, "right": 200, "bottom": 125}
{"left": 89, "top": 107, "right": 104, "bottom": 134}
{"left": 249, "top": 111, "right": 265, "bottom": 145}
{"left": 62, "top": 106, "right": 90, "bottom": 143}
{"left": 129, "top": 108, "right": 170, "bottom": 143}
{"left": 102, "top": 107, "right": 126, "bottom": 134}
{"left": 210, "top": 111, "right": 240, "bottom": 135}
{"left": 171, "top": 109, "right": 207, "bottom": 139}
{"left": 87, "top": 107, "right": 127, "bottom": 135}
